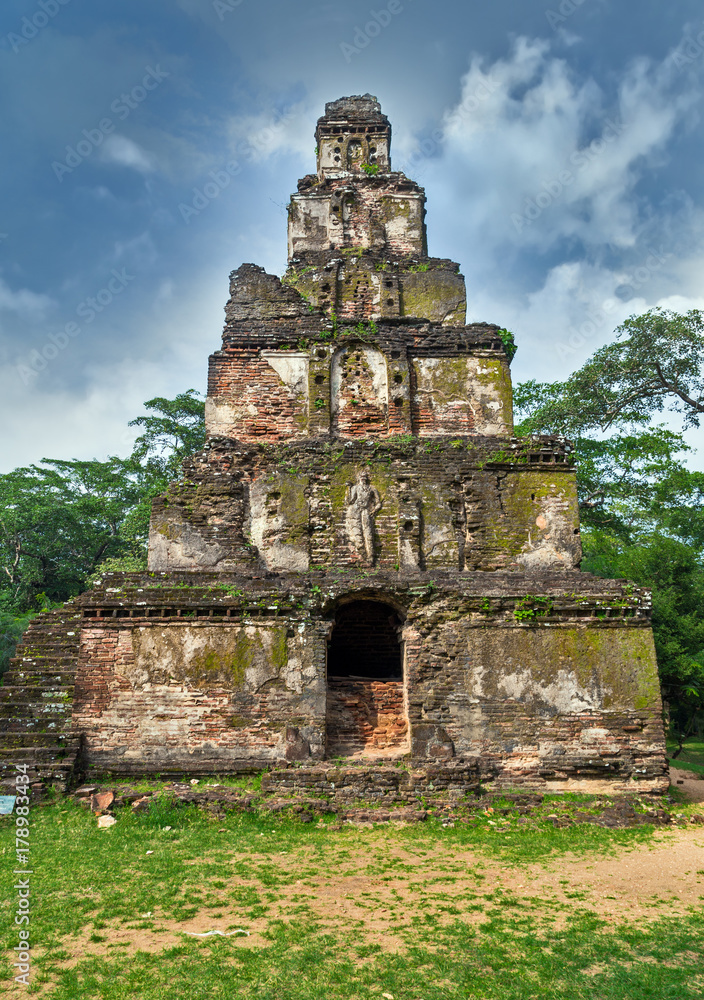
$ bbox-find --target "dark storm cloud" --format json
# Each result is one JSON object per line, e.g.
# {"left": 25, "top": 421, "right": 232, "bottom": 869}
{"left": 2, "top": 0, "right": 704, "bottom": 467}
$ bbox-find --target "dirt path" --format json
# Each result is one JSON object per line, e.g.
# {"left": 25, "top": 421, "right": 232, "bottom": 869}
{"left": 670, "top": 766, "right": 704, "bottom": 802}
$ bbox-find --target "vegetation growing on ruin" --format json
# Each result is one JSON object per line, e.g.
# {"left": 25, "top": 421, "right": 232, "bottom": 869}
{"left": 2, "top": 308, "right": 704, "bottom": 735}
{"left": 515, "top": 308, "right": 704, "bottom": 742}
{"left": 497, "top": 327, "right": 517, "bottom": 362}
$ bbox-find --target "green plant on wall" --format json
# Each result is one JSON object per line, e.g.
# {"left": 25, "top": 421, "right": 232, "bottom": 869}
{"left": 514, "top": 594, "right": 553, "bottom": 622}
{"left": 361, "top": 163, "right": 379, "bottom": 175}
{"left": 351, "top": 320, "right": 378, "bottom": 340}
{"left": 497, "top": 328, "right": 517, "bottom": 362}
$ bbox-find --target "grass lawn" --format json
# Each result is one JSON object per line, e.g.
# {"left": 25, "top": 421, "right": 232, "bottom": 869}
{"left": 1, "top": 792, "right": 703, "bottom": 999}
{"left": 667, "top": 736, "right": 704, "bottom": 776}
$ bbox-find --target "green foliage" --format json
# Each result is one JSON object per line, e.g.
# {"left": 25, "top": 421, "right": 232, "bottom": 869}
{"left": 0, "top": 601, "right": 44, "bottom": 676}
{"left": 361, "top": 162, "right": 379, "bottom": 175}
{"left": 667, "top": 734, "right": 704, "bottom": 771}
{"left": 350, "top": 319, "right": 378, "bottom": 341}
{"left": 128, "top": 390, "right": 205, "bottom": 477}
{"left": 517, "top": 308, "right": 704, "bottom": 434}
{"left": 497, "top": 327, "right": 517, "bottom": 362}
{"left": 513, "top": 595, "right": 553, "bottom": 622}
{"left": 515, "top": 309, "right": 704, "bottom": 734}
{"left": 0, "top": 391, "right": 205, "bottom": 620}
{"left": 581, "top": 532, "right": 704, "bottom": 740}
{"left": 0, "top": 456, "right": 144, "bottom": 612}
{"left": 87, "top": 553, "right": 148, "bottom": 585}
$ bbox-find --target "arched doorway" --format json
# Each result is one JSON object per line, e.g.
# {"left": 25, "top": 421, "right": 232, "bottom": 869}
{"left": 326, "top": 600, "right": 408, "bottom": 758}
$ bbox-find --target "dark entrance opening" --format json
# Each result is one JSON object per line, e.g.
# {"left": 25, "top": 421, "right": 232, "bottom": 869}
{"left": 326, "top": 600, "right": 408, "bottom": 757}
{"left": 328, "top": 601, "right": 402, "bottom": 679}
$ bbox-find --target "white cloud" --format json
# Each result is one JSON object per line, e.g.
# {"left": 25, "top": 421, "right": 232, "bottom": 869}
{"left": 225, "top": 100, "right": 313, "bottom": 165}
{"left": 388, "top": 33, "right": 704, "bottom": 395}
{"left": 424, "top": 37, "right": 701, "bottom": 259}
{"left": 0, "top": 269, "right": 224, "bottom": 472}
{"left": 99, "top": 134, "right": 157, "bottom": 173}
{"left": 0, "top": 276, "right": 54, "bottom": 321}
{"left": 6, "top": 27, "right": 704, "bottom": 473}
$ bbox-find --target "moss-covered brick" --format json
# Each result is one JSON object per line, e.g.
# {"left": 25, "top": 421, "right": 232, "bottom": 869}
{"left": 9, "top": 96, "right": 666, "bottom": 794}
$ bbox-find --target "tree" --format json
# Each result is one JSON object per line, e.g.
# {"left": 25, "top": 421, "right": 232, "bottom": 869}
{"left": 119, "top": 390, "right": 207, "bottom": 553}
{"left": 0, "top": 457, "right": 142, "bottom": 612}
{"left": 581, "top": 531, "right": 704, "bottom": 754}
{"left": 515, "top": 311, "right": 704, "bottom": 743}
{"left": 516, "top": 308, "right": 704, "bottom": 435}
{"left": 0, "top": 391, "right": 205, "bottom": 617}
{"left": 128, "top": 390, "right": 206, "bottom": 478}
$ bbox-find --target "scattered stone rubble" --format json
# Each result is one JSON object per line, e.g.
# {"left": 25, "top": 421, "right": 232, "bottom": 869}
{"left": 65, "top": 771, "right": 703, "bottom": 830}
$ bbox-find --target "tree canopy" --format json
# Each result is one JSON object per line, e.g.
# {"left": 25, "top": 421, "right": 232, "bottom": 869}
{"left": 516, "top": 308, "right": 704, "bottom": 435}
{"left": 515, "top": 308, "right": 704, "bottom": 745}
{"left": 0, "top": 391, "right": 204, "bottom": 619}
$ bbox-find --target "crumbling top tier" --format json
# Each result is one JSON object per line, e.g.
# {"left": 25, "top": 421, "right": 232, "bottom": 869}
{"left": 315, "top": 93, "right": 391, "bottom": 178}
{"left": 290, "top": 95, "right": 425, "bottom": 261}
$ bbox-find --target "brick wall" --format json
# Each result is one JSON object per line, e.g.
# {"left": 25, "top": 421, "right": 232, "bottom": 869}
{"left": 69, "top": 571, "right": 668, "bottom": 791}
{"left": 148, "top": 438, "right": 581, "bottom": 575}
{"left": 326, "top": 679, "right": 408, "bottom": 756}
{"left": 73, "top": 621, "right": 327, "bottom": 773}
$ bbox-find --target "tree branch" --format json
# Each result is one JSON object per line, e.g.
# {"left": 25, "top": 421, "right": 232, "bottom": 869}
{"left": 653, "top": 361, "right": 704, "bottom": 413}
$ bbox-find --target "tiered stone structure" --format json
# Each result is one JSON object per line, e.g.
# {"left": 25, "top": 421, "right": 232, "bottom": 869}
{"left": 2, "top": 96, "right": 668, "bottom": 794}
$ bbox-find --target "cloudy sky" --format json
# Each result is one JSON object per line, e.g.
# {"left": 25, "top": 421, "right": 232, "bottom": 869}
{"left": 2, "top": 0, "right": 704, "bottom": 470}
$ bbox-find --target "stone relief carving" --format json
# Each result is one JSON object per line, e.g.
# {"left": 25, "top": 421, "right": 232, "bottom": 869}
{"left": 451, "top": 478, "right": 485, "bottom": 570}
{"left": 516, "top": 497, "right": 582, "bottom": 571}
{"left": 345, "top": 470, "right": 382, "bottom": 564}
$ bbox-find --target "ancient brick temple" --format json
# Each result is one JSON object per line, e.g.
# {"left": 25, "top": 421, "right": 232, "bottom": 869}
{"left": 3, "top": 95, "right": 668, "bottom": 793}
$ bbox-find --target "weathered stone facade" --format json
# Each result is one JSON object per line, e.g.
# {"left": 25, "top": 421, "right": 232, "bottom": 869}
{"left": 1, "top": 95, "right": 667, "bottom": 793}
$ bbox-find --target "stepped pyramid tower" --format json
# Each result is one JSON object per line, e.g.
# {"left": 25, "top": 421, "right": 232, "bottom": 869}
{"left": 3, "top": 96, "right": 667, "bottom": 794}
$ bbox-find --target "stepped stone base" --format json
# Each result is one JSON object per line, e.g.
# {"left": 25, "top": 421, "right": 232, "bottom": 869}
{"left": 0, "top": 567, "right": 669, "bottom": 796}
{"left": 0, "top": 607, "right": 82, "bottom": 792}
{"left": 262, "top": 763, "right": 481, "bottom": 802}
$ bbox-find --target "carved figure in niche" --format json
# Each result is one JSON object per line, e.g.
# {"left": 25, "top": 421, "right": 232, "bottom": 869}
{"left": 451, "top": 477, "right": 484, "bottom": 570}
{"left": 346, "top": 470, "right": 382, "bottom": 563}
{"left": 346, "top": 138, "right": 363, "bottom": 169}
